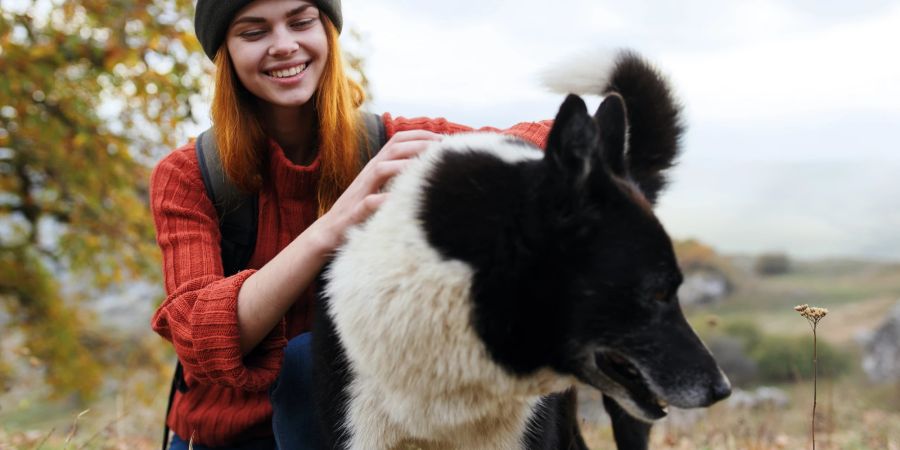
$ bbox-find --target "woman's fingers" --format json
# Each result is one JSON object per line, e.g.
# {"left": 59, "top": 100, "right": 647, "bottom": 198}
{"left": 369, "top": 159, "right": 414, "bottom": 191}
{"left": 385, "top": 129, "right": 443, "bottom": 144}
{"left": 361, "top": 133, "right": 442, "bottom": 190}
{"left": 379, "top": 140, "right": 434, "bottom": 160}
{"left": 359, "top": 193, "right": 388, "bottom": 219}
{"left": 317, "top": 131, "right": 444, "bottom": 248}
{"left": 376, "top": 131, "right": 442, "bottom": 160}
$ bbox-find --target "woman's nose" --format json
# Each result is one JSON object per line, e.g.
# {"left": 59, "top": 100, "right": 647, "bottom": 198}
{"left": 268, "top": 27, "right": 299, "bottom": 57}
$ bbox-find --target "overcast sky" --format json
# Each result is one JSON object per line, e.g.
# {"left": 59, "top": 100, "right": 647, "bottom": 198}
{"left": 341, "top": 0, "right": 900, "bottom": 261}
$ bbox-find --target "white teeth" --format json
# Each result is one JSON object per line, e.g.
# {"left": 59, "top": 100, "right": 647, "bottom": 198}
{"left": 269, "top": 64, "right": 307, "bottom": 78}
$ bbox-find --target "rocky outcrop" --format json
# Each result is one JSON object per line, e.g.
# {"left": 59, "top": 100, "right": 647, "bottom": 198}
{"left": 678, "top": 267, "right": 733, "bottom": 307}
{"left": 862, "top": 300, "right": 900, "bottom": 383}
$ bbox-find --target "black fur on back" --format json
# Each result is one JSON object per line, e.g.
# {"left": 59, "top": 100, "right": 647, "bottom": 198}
{"left": 420, "top": 148, "right": 577, "bottom": 376}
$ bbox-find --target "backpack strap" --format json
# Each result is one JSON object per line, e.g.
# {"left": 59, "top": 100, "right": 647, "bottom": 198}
{"left": 361, "top": 111, "right": 387, "bottom": 163}
{"left": 161, "top": 131, "right": 259, "bottom": 450}
{"left": 195, "top": 130, "right": 260, "bottom": 276}
{"left": 161, "top": 111, "right": 386, "bottom": 450}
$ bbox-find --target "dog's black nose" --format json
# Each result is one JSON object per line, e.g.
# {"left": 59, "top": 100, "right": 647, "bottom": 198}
{"left": 710, "top": 376, "right": 732, "bottom": 402}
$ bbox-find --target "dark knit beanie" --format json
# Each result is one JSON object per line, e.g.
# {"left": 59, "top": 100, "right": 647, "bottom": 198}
{"left": 194, "top": 0, "right": 343, "bottom": 60}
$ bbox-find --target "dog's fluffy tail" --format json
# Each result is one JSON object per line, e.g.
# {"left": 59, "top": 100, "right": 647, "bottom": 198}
{"left": 541, "top": 50, "right": 683, "bottom": 204}
{"left": 539, "top": 48, "right": 620, "bottom": 97}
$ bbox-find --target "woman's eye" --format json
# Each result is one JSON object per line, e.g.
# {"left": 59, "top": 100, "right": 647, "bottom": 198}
{"left": 290, "top": 19, "right": 315, "bottom": 29}
{"left": 239, "top": 30, "right": 266, "bottom": 39}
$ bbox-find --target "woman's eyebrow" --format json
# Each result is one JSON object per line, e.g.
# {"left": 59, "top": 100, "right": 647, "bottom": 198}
{"left": 232, "top": 5, "right": 315, "bottom": 25}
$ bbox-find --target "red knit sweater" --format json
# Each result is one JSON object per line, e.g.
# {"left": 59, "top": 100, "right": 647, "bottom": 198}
{"left": 150, "top": 113, "right": 552, "bottom": 445}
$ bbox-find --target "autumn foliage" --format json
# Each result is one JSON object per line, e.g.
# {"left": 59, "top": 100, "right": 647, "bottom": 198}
{"left": 0, "top": 0, "right": 207, "bottom": 400}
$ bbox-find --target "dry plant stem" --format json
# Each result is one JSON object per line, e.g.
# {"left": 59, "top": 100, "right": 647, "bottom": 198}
{"left": 795, "top": 304, "right": 827, "bottom": 450}
{"left": 76, "top": 414, "right": 126, "bottom": 450}
{"left": 812, "top": 324, "right": 817, "bottom": 450}
{"left": 64, "top": 409, "right": 90, "bottom": 445}
{"left": 34, "top": 426, "right": 55, "bottom": 450}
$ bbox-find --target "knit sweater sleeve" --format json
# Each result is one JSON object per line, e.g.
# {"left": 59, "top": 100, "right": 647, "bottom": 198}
{"left": 381, "top": 113, "right": 553, "bottom": 148}
{"left": 149, "top": 144, "right": 285, "bottom": 392}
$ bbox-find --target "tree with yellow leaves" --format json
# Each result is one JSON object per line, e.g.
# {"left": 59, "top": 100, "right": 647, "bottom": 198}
{"left": 0, "top": 0, "right": 206, "bottom": 401}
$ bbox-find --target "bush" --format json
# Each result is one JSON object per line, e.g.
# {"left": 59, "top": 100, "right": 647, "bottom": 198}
{"left": 755, "top": 252, "right": 791, "bottom": 276}
{"left": 751, "top": 335, "right": 854, "bottom": 383}
{"left": 705, "top": 319, "right": 855, "bottom": 386}
{"left": 722, "top": 320, "right": 764, "bottom": 350}
{"left": 674, "top": 239, "right": 720, "bottom": 272}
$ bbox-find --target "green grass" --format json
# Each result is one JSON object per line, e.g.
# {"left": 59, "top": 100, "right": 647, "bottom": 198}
{"left": 688, "top": 258, "right": 900, "bottom": 344}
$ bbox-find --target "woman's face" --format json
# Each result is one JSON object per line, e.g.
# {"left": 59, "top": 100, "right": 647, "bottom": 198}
{"left": 226, "top": 0, "right": 328, "bottom": 110}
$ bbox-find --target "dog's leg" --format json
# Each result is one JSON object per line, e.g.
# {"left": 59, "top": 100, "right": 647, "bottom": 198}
{"left": 523, "top": 389, "right": 589, "bottom": 450}
{"left": 559, "top": 389, "right": 590, "bottom": 450}
{"left": 603, "top": 395, "right": 651, "bottom": 450}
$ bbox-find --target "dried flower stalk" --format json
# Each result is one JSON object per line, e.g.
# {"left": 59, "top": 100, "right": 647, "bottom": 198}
{"left": 794, "top": 304, "right": 828, "bottom": 450}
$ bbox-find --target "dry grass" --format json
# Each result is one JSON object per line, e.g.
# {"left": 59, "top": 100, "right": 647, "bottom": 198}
{"left": 2, "top": 378, "right": 898, "bottom": 449}
{"left": 2, "top": 259, "right": 898, "bottom": 449}
{"left": 578, "top": 378, "right": 900, "bottom": 450}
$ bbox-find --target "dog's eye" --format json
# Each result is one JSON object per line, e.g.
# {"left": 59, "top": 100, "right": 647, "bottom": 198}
{"left": 653, "top": 290, "right": 669, "bottom": 302}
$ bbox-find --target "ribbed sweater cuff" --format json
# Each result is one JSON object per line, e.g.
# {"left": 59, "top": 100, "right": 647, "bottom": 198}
{"left": 192, "top": 269, "right": 287, "bottom": 391}
{"left": 503, "top": 120, "right": 554, "bottom": 148}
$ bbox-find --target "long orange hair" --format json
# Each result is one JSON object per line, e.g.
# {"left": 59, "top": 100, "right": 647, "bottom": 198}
{"left": 210, "top": 16, "right": 366, "bottom": 217}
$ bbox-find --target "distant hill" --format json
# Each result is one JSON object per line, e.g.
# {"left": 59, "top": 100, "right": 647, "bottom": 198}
{"left": 658, "top": 159, "right": 900, "bottom": 262}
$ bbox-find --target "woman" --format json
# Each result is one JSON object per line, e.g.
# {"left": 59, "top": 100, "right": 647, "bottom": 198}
{"left": 150, "top": 0, "right": 552, "bottom": 448}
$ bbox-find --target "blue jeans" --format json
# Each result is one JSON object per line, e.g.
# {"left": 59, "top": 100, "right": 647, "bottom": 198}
{"left": 270, "top": 332, "right": 322, "bottom": 449}
{"left": 170, "top": 332, "right": 321, "bottom": 450}
{"left": 169, "top": 434, "right": 275, "bottom": 450}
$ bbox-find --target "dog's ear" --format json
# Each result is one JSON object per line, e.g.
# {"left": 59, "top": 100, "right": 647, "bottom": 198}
{"left": 594, "top": 93, "right": 629, "bottom": 179}
{"left": 545, "top": 94, "right": 601, "bottom": 188}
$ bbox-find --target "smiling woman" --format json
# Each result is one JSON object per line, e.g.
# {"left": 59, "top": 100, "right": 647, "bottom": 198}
{"left": 226, "top": 2, "right": 327, "bottom": 112}
{"left": 149, "top": 0, "right": 553, "bottom": 449}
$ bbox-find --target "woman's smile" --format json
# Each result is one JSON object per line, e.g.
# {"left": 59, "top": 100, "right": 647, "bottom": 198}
{"left": 266, "top": 62, "right": 309, "bottom": 79}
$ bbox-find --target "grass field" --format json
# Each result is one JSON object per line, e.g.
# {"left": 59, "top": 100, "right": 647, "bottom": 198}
{"left": 2, "top": 256, "right": 899, "bottom": 449}
{"left": 578, "top": 379, "right": 900, "bottom": 450}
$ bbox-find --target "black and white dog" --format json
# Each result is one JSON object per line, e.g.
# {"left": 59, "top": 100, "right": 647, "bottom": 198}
{"left": 313, "top": 50, "right": 731, "bottom": 450}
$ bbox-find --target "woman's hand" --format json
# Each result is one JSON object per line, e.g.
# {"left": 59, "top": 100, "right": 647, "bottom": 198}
{"left": 236, "top": 130, "right": 441, "bottom": 354}
{"left": 310, "top": 129, "right": 443, "bottom": 254}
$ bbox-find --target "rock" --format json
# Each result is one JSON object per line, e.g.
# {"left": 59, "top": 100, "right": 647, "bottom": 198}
{"left": 726, "top": 386, "right": 789, "bottom": 409}
{"left": 862, "top": 300, "right": 900, "bottom": 383}
{"left": 678, "top": 267, "right": 733, "bottom": 307}
{"left": 706, "top": 335, "right": 758, "bottom": 386}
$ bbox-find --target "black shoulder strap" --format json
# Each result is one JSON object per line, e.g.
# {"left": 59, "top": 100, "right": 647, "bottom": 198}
{"left": 195, "top": 130, "right": 260, "bottom": 277}
{"left": 161, "top": 111, "right": 386, "bottom": 450}
{"left": 361, "top": 110, "right": 387, "bottom": 162}
{"left": 161, "top": 131, "right": 259, "bottom": 450}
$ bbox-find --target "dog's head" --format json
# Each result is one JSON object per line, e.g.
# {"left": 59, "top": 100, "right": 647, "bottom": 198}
{"left": 543, "top": 94, "right": 731, "bottom": 420}
{"left": 420, "top": 92, "right": 731, "bottom": 422}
